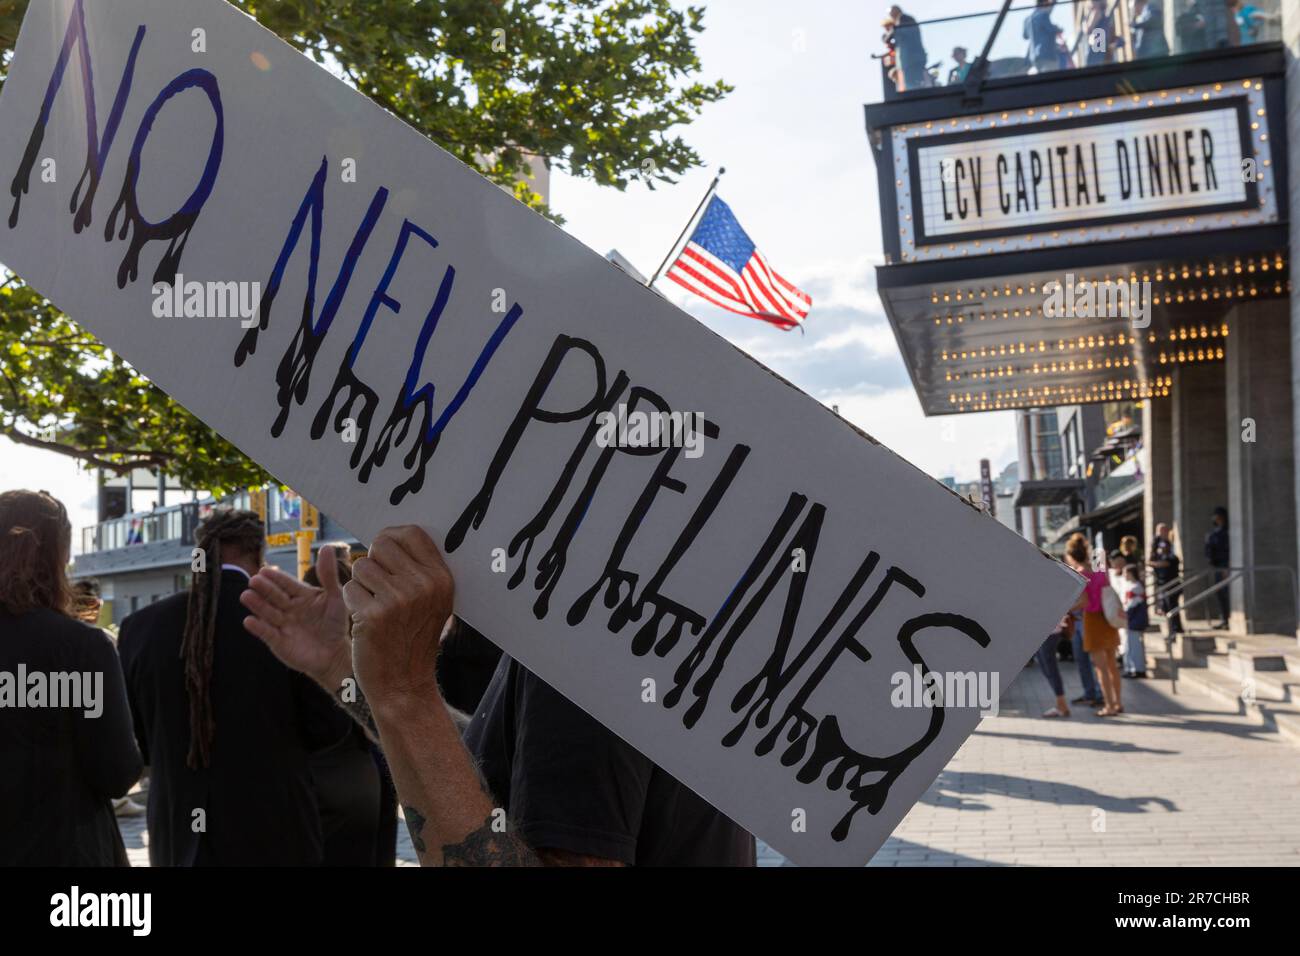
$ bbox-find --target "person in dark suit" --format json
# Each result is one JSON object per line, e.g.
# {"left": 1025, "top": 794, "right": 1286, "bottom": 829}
{"left": 302, "top": 545, "right": 387, "bottom": 866}
{"left": 118, "top": 509, "right": 346, "bottom": 866}
{"left": 1205, "top": 506, "right": 1231, "bottom": 629}
{"left": 0, "top": 490, "right": 142, "bottom": 866}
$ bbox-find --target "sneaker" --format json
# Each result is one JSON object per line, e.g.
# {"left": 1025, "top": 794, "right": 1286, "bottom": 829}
{"left": 113, "top": 797, "right": 145, "bottom": 817}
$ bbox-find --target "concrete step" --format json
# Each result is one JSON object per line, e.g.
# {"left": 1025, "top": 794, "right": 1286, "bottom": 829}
{"left": 1144, "top": 652, "right": 1178, "bottom": 679}
{"left": 1209, "top": 634, "right": 1300, "bottom": 672}
{"left": 1207, "top": 657, "right": 1296, "bottom": 703}
{"left": 1212, "top": 646, "right": 1288, "bottom": 674}
{"left": 1205, "top": 653, "right": 1299, "bottom": 699}
{"left": 1172, "top": 632, "right": 1221, "bottom": 661}
{"left": 1173, "top": 663, "right": 1300, "bottom": 747}
{"left": 1176, "top": 665, "right": 1249, "bottom": 713}
{"left": 1274, "top": 710, "right": 1300, "bottom": 748}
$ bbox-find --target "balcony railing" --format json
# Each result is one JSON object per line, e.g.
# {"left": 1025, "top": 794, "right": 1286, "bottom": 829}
{"left": 1093, "top": 464, "right": 1143, "bottom": 509}
{"left": 80, "top": 487, "right": 310, "bottom": 555}
{"left": 81, "top": 501, "right": 197, "bottom": 554}
{"left": 877, "top": 0, "right": 1283, "bottom": 100}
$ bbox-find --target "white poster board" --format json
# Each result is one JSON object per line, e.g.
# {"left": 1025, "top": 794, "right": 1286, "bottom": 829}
{"left": 0, "top": 0, "right": 1083, "bottom": 866}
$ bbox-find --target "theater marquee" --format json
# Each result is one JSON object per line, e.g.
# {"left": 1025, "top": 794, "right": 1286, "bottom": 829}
{"left": 888, "top": 80, "right": 1278, "bottom": 262}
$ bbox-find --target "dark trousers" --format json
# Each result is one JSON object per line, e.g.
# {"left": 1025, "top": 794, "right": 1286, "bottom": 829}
{"left": 1035, "top": 633, "right": 1066, "bottom": 696}
{"left": 1156, "top": 579, "right": 1182, "bottom": 634}
{"left": 310, "top": 735, "right": 381, "bottom": 866}
{"left": 1212, "top": 568, "right": 1231, "bottom": 624}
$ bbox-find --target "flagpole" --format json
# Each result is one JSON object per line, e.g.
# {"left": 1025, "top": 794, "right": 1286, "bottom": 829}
{"left": 646, "top": 167, "right": 725, "bottom": 288}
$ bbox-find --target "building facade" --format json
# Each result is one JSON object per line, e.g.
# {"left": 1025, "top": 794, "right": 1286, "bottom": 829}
{"left": 868, "top": 0, "right": 1297, "bottom": 636}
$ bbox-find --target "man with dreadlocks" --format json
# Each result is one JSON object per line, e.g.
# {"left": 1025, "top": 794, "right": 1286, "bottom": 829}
{"left": 119, "top": 509, "right": 348, "bottom": 866}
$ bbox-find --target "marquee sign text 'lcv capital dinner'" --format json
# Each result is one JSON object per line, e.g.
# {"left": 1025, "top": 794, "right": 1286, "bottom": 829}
{"left": 910, "top": 98, "right": 1257, "bottom": 245}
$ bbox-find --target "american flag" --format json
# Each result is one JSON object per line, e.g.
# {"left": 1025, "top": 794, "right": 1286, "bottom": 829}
{"left": 666, "top": 196, "right": 811, "bottom": 330}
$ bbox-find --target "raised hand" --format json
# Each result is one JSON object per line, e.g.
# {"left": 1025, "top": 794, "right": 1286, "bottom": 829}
{"left": 241, "top": 545, "right": 352, "bottom": 689}
{"left": 344, "top": 525, "right": 454, "bottom": 710}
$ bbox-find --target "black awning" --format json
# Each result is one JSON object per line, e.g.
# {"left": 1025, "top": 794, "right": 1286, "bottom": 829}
{"left": 1014, "top": 478, "right": 1086, "bottom": 509}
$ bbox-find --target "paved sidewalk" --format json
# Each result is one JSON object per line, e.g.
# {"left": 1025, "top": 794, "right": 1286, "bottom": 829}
{"left": 118, "top": 655, "right": 1300, "bottom": 867}
{"left": 867, "top": 657, "right": 1300, "bottom": 867}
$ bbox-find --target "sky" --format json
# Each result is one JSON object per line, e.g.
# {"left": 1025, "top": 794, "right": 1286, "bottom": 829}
{"left": 0, "top": 0, "right": 1020, "bottom": 547}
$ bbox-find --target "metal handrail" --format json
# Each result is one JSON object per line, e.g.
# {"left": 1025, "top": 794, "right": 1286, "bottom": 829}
{"left": 1180, "top": 565, "right": 1299, "bottom": 621}
{"left": 1152, "top": 568, "right": 1213, "bottom": 605}
{"left": 1173, "top": 570, "right": 1243, "bottom": 615}
{"left": 1153, "top": 564, "right": 1299, "bottom": 628}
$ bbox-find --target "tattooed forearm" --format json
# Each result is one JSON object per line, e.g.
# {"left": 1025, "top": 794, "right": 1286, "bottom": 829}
{"left": 439, "top": 813, "right": 541, "bottom": 867}
{"left": 403, "top": 805, "right": 428, "bottom": 854}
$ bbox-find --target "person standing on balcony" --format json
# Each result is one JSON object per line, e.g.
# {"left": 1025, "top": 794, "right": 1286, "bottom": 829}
{"left": 1024, "top": 0, "right": 1065, "bottom": 74}
{"left": 1205, "top": 506, "right": 1231, "bottom": 630}
{"left": 1132, "top": 0, "right": 1171, "bottom": 58}
{"left": 1182, "top": 0, "right": 1241, "bottom": 50}
{"left": 118, "top": 509, "right": 348, "bottom": 865}
{"left": 0, "top": 490, "right": 142, "bottom": 866}
{"left": 888, "top": 6, "right": 928, "bottom": 91}
{"left": 1083, "top": 0, "right": 1122, "bottom": 65}
{"left": 947, "top": 46, "right": 971, "bottom": 85}
{"left": 1235, "top": 2, "right": 1280, "bottom": 44}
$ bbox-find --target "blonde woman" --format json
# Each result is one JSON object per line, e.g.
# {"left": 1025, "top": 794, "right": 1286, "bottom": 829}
{"left": 1064, "top": 533, "right": 1124, "bottom": 716}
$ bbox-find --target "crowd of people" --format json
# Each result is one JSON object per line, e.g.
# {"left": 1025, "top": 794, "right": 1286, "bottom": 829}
{"left": 1, "top": 488, "right": 755, "bottom": 867}
{"left": 883, "top": 0, "right": 1279, "bottom": 93}
{"left": 0, "top": 483, "right": 1242, "bottom": 864}
{"left": 1032, "top": 508, "right": 1231, "bottom": 719}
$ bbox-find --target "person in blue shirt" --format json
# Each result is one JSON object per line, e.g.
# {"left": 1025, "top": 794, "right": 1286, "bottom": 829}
{"left": 1024, "top": 0, "right": 1064, "bottom": 74}
{"left": 947, "top": 46, "right": 971, "bottom": 85}
{"left": 1236, "top": 3, "right": 1280, "bottom": 44}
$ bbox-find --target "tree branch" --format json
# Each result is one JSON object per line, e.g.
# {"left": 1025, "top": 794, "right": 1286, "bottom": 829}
{"left": 1, "top": 427, "right": 170, "bottom": 474}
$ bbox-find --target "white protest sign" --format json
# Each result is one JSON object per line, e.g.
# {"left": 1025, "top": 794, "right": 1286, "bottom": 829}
{"left": 0, "top": 0, "right": 1083, "bottom": 865}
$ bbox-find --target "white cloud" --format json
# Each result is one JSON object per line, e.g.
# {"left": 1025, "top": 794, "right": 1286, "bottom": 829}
{"left": 820, "top": 387, "right": 1018, "bottom": 484}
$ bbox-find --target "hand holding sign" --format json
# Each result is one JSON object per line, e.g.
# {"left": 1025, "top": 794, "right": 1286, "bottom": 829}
{"left": 346, "top": 526, "right": 453, "bottom": 710}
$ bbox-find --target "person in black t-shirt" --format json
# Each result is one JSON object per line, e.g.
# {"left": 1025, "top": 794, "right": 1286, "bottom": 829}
{"left": 464, "top": 654, "right": 754, "bottom": 865}
{"left": 239, "top": 527, "right": 756, "bottom": 867}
